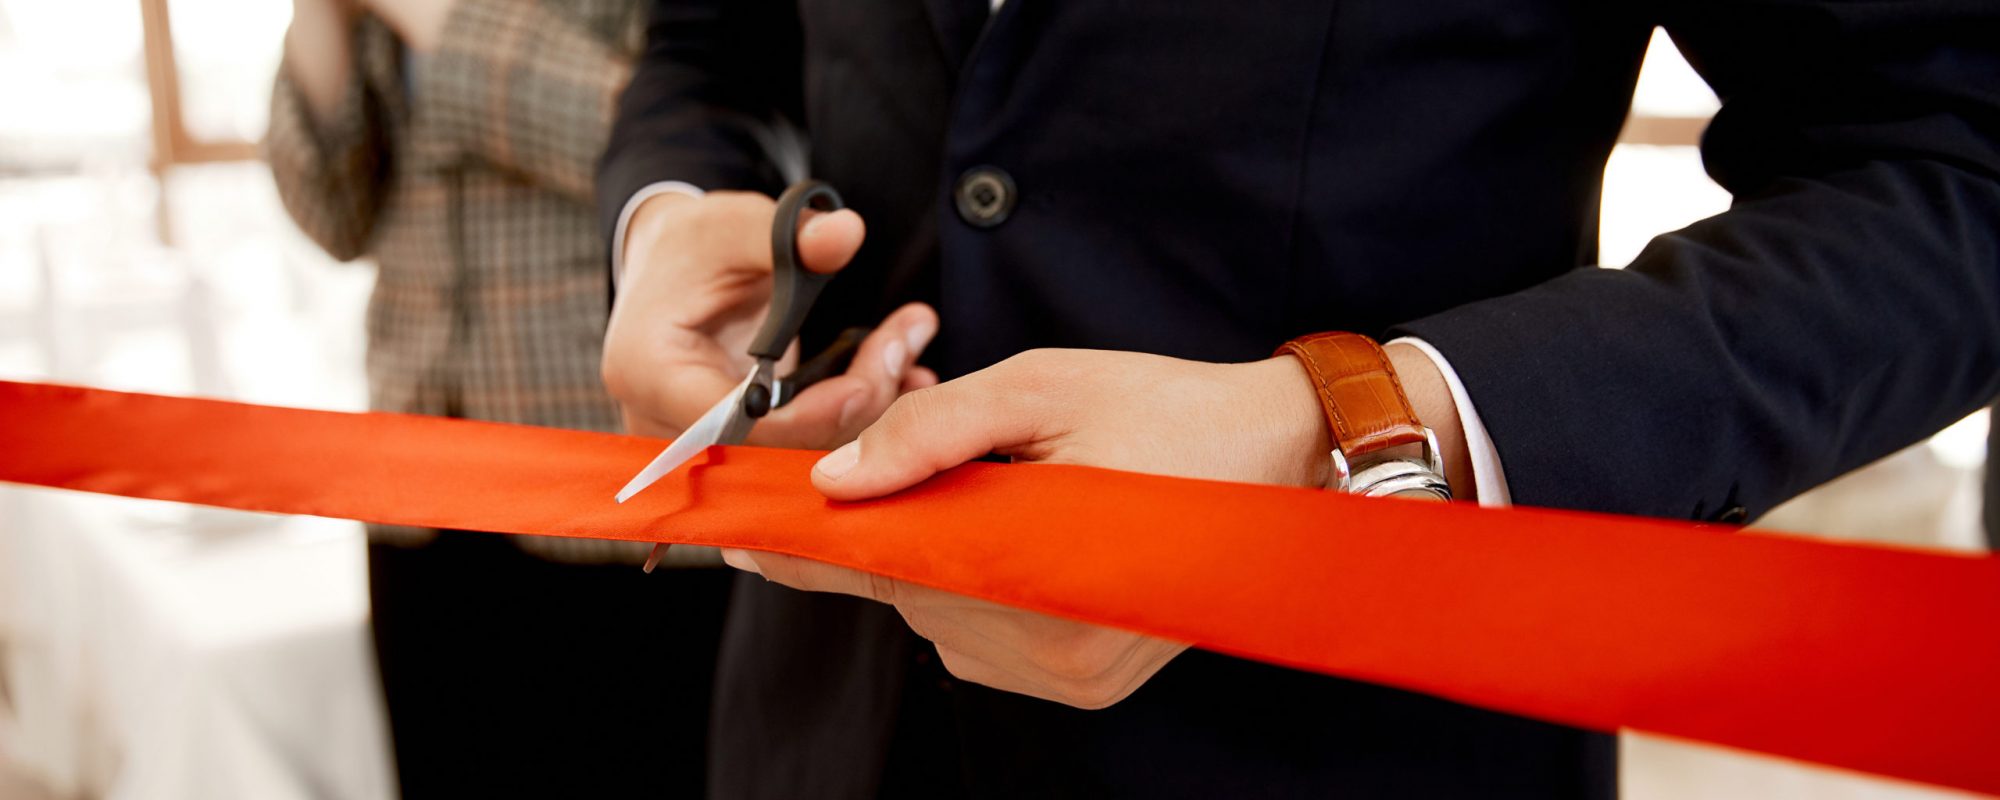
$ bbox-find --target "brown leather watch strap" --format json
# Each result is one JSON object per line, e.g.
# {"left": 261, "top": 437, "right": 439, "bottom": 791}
{"left": 1275, "top": 332, "right": 1428, "bottom": 459}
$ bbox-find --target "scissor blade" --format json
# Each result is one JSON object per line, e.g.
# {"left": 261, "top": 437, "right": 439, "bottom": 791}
{"left": 615, "top": 373, "right": 754, "bottom": 503}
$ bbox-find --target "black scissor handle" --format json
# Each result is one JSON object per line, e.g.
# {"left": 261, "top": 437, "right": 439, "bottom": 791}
{"left": 747, "top": 325, "right": 871, "bottom": 418}
{"left": 749, "top": 180, "right": 845, "bottom": 361}
{"left": 778, "top": 326, "right": 871, "bottom": 406}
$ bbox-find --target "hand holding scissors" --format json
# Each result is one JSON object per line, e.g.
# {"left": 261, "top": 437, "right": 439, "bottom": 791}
{"left": 605, "top": 180, "right": 938, "bottom": 566}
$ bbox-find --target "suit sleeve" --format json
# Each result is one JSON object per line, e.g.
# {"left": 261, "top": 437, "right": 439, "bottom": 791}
{"left": 594, "top": 0, "right": 804, "bottom": 244}
{"left": 1392, "top": 0, "right": 2000, "bottom": 521}
{"left": 264, "top": 19, "right": 393, "bottom": 262}
{"left": 416, "top": 0, "right": 639, "bottom": 205}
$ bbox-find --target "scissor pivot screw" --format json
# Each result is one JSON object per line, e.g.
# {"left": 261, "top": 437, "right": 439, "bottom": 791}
{"left": 743, "top": 383, "right": 773, "bottom": 419}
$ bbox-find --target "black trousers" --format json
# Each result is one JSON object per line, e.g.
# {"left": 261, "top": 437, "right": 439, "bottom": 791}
{"left": 368, "top": 532, "right": 731, "bottom": 798}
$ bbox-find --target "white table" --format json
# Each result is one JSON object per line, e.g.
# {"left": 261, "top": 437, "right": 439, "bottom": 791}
{"left": 0, "top": 162, "right": 391, "bottom": 800}
{"left": 0, "top": 485, "right": 395, "bottom": 800}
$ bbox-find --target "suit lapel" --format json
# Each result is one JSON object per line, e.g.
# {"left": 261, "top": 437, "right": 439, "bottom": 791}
{"left": 920, "top": 0, "right": 990, "bottom": 73}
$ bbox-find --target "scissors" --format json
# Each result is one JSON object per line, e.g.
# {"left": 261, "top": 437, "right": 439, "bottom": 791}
{"left": 615, "top": 180, "right": 870, "bottom": 571}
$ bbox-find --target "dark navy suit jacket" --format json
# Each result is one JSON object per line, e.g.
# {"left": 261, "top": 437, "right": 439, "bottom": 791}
{"left": 599, "top": 1, "right": 2000, "bottom": 796}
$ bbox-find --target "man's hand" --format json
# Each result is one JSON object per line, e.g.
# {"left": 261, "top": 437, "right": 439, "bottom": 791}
{"left": 724, "top": 345, "right": 1470, "bottom": 708}
{"left": 603, "top": 191, "right": 938, "bottom": 448}
{"left": 719, "top": 349, "right": 1342, "bottom": 709}
{"left": 722, "top": 548, "right": 1192, "bottom": 710}
{"left": 809, "top": 350, "right": 1335, "bottom": 495}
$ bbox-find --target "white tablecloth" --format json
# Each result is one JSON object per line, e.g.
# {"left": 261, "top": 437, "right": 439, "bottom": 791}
{"left": 0, "top": 485, "right": 395, "bottom": 800}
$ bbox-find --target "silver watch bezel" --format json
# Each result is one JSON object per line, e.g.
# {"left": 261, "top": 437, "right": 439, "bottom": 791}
{"left": 1330, "top": 428, "right": 1452, "bottom": 501}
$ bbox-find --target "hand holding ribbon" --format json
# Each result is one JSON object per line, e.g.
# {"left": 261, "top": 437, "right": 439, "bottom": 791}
{"left": 721, "top": 348, "right": 1335, "bottom": 707}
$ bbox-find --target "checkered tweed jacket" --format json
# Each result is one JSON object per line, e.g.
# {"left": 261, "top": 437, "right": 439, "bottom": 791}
{"left": 266, "top": 0, "right": 646, "bottom": 563}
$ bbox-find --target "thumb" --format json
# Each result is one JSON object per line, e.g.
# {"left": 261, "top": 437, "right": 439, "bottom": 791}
{"left": 794, "top": 208, "right": 867, "bottom": 275}
{"left": 811, "top": 373, "right": 1044, "bottom": 501}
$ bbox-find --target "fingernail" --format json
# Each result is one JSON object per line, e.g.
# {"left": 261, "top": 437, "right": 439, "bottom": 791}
{"left": 816, "top": 440, "right": 861, "bottom": 481}
{"left": 881, "top": 339, "right": 907, "bottom": 379}
{"left": 801, "top": 212, "right": 829, "bottom": 237}
{"left": 837, "top": 390, "right": 868, "bottom": 430}
{"left": 906, "top": 320, "right": 935, "bottom": 355}
{"left": 720, "top": 548, "right": 762, "bottom": 575}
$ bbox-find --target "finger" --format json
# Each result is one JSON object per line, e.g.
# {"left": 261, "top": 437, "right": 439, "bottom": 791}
{"left": 753, "top": 303, "right": 939, "bottom": 447}
{"left": 605, "top": 192, "right": 781, "bottom": 426}
{"left": 904, "top": 603, "right": 1133, "bottom": 682}
{"left": 811, "top": 359, "right": 1052, "bottom": 501}
{"left": 901, "top": 366, "right": 939, "bottom": 394}
{"left": 794, "top": 208, "right": 867, "bottom": 275}
{"left": 720, "top": 549, "right": 904, "bottom": 605}
{"left": 931, "top": 644, "right": 1067, "bottom": 704}
{"left": 723, "top": 548, "right": 1166, "bottom": 709}
{"left": 873, "top": 303, "right": 940, "bottom": 384}
{"left": 719, "top": 547, "right": 764, "bottom": 575}
{"left": 621, "top": 406, "right": 686, "bottom": 440}
{"left": 720, "top": 550, "right": 1011, "bottom": 616}
{"left": 933, "top": 631, "right": 1173, "bottom": 710}
{"left": 742, "top": 374, "right": 867, "bottom": 449}
{"left": 676, "top": 191, "right": 783, "bottom": 274}
{"left": 897, "top": 602, "right": 1047, "bottom": 672}
{"left": 604, "top": 343, "right": 750, "bottom": 435}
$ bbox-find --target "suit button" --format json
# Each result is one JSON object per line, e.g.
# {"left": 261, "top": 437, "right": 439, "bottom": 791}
{"left": 1716, "top": 506, "right": 1749, "bottom": 524}
{"left": 954, "top": 167, "right": 1016, "bottom": 228}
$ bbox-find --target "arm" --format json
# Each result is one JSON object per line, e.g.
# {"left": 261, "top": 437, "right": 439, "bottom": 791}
{"left": 410, "top": 0, "right": 644, "bottom": 205}
{"left": 596, "top": 0, "right": 805, "bottom": 247}
{"left": 283, "top": 0, "right": 357, "bottom": 120}
{"left": 716, "top": 0, "right": 2000, "bottom": 709}
{"left": 266, "top": 0, "right": 390, "bottom": 261}
{"left": 1393, "top": 0, "right": 2000, "bottom": 520}
{"left": 598, "top": 0, "right": 939, "bottom": 448}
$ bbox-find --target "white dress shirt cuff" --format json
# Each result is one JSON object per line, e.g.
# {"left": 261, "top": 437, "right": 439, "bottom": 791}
{"left": 611, "top": 181, "right": 707, "bottom": 291}
{"left": 1385, "top": 337, "right": 1513, "bottom": 508}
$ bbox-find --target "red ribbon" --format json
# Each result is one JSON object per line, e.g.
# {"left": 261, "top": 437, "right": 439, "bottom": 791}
{"left": 3, "top": 379, "right": 1997, "bottom": 794}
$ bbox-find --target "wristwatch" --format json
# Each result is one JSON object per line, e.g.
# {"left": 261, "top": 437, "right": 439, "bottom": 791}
{"left": 1276, "top": 332, "right": 1452, "bottom": 501}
